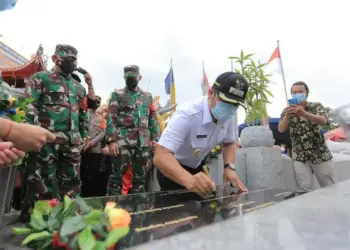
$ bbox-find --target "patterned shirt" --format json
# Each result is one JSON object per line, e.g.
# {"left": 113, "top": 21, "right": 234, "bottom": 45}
{"left": 87, "top": 109, "right": 106, "bottom": 153}
{"left": 280, "top": 102, "right": 332, "bottom": 164}
{"left": 105, "top": 86, "right": 160, "bottom": 147}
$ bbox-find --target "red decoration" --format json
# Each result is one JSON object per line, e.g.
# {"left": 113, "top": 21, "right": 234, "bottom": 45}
{"left": 52, "top": 232, "right": 68, "bottom": 249}
{"left": 45, "top": 199, "right": 60, "bottom": 208}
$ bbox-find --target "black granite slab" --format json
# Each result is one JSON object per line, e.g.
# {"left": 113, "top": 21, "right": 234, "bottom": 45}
{"left": 84, "top": 185, "right": 296, "bottom": 249}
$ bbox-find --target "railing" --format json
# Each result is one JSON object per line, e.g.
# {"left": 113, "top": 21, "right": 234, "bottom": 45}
{"left": 0, "top": 165, "right": 18, "bottom": 226}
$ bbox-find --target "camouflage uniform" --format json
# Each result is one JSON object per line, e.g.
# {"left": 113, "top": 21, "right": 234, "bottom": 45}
{"left": 106, "top": 65, "right": 160, "bottom": 195}
{"left": 23, "top": 45, "right": 88, "bottom": 207}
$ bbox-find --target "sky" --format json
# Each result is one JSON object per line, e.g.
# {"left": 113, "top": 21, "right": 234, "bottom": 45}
{"left": 1, "top": 0, "right": 350, "bottom": 124}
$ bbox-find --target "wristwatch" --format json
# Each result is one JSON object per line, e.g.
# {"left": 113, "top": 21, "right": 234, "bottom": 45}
{"left": 224, "top": 163, "right": 236, "bottom": 171}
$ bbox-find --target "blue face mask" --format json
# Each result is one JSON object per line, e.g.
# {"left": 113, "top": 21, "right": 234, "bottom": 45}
{"left": 292, "top": 93, "right": 307, "bottom": 102}
{"left": 0, "top": 0, "right": 17, "bottom": 12}
{"left": 211, "top": 101, "right": 238, "bottom": 122}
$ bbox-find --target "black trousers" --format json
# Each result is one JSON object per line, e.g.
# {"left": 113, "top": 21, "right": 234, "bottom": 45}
{"left": 157, "top": 159, "right": 206, "bottom": 191}
{"left": 80, "top": 153, "right": 109, "bottom": 197}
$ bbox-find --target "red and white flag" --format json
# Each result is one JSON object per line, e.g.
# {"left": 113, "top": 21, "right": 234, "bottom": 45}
{"left": 266, "top": 46, "right": 282, "bottom": 75}
{"left": 201, "top": 63, "right": 211, "bottom": 96}
{"left": 265, "top": 43, "right": 289, "bottom": 116}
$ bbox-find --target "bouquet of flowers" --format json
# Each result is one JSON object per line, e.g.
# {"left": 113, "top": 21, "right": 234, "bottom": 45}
{"left": 12, "top": 196, "right": 131, "bottom": 250}
{"left": 0, "top": 80, "right": 34, "bottom": 123}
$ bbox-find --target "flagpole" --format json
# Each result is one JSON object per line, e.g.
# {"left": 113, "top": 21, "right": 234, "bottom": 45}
{"left": 277, "top": 40, "right": 289, "bottom": 105}
{"left": 170, "top": 58, "right": 173, "bottom": 69}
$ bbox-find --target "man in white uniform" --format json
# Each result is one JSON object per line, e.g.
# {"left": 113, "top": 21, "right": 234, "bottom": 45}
{"left": 153, "top": 72, "right": 249, "bottom": 198}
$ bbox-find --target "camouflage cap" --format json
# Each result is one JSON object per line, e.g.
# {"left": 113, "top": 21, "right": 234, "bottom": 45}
{"left": 55, "top": 44, "right": 78, "bottom": 60}
{"left": 124, "top": 65, "right": 140, "bottom": 78}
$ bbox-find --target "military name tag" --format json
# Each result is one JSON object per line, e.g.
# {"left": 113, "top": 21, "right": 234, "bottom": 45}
{"left": 196, "top": 134, "right": 207, "bottom": 139}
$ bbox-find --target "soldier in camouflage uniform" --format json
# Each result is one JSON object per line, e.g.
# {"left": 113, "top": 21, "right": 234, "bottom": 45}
{"left": 105, "top": 65, "right": 160, "bottom": 195}
{"left": 22, "top": 44, "right": 89, "bottom": 216}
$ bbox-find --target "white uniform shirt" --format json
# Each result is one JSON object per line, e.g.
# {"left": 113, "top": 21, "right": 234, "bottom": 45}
{"left": 158, "top": 96, "right": 236, "bottom": 169}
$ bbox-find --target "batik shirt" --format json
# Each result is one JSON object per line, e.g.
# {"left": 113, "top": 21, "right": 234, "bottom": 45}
{"left": 280, "top": 102, "right": 332, "bottom": 164}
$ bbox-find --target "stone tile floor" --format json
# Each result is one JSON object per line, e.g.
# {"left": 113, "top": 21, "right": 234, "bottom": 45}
{"left": 0, "top": 211, "right": 28, "bottom": 250}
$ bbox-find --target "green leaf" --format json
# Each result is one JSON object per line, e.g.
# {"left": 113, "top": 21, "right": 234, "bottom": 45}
{"left": 244, "top": 53, "right": 254, "bottom": 59}
{"left": 35, "top": 237, "right": 52, "bottom": 250}
{"left": 47, "top": 216, "right": 60, "bottom": 232}
{"left": 264, "top": 89, "right": 274, "bottom": 98}
{"left": 105, "top": 227, "right": 129, "bottom": 247}
{"left": 34, "top": 200, "right": 52, "bottom": 215}
{"left": 21, "top": 231, "right": 51, "bottom": 246}
{"left": 68, "top": 235, "right": 79, "bottom": 250}
{"left": 63, "top": 202, "right": 78, "bottom": 219}
{"left": 12, "top": 227, "right": 32, "bottom": 235}
{"left": 85, "top": 210, "right": 103, "bottom": 225}
{"left": 228, "top": 56, "right": 239, "bottom": 60}
{"left": 75, "top": 195, "right": 92, "bottom": 214}
{"left": 78, "top": 227, "right": 96, "bottom": 250}
{"left": 63, "top": 195, "right": 72, "bottom": 213}
{"left": 240, "top": 50, "right": 244, "bottom": 61}
{"left": 94, "top": 241, "right": 107, "bottom": 250}
{"left": 29, "top": 210, "right": 47, "bottom": 231}
{"left": 51, "top": 202, "right": 64, "bottom": 217}
{"left": 91, "top": 224, "right": 108, "bottom": 238}
{"left": 60, "top": 215, "right": 86, "bottom": 237}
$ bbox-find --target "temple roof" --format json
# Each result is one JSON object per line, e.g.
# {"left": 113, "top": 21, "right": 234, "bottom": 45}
{"left": 0, "top": 41, "right": 45, "bottom": 80}
{"left": 0, "top": 41, "right": 28, "bottom": 68}
{"left": 0, "top": 55, "right": 45, "bottom": 79}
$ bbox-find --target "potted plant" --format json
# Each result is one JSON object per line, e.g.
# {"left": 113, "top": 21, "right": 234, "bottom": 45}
{"left": 228, "top": 50, "right": 274, "bottom": 148}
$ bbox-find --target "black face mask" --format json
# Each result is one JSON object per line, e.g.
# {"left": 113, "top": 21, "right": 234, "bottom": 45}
{"left": 58, "top": 60, "right": 76, "bottom": 74}
{"left": 125, "top": 78, "right": 138, "bottom": 90}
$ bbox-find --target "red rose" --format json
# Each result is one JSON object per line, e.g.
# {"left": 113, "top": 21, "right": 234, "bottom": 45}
{"left": 108, "top": 243, "right": 116, "bottom": 250}
{"left": 49, "top": 199, "right": 60, "bottom": 208}
{"left": 52, "top": 232, "right": 68, "bottom": 248}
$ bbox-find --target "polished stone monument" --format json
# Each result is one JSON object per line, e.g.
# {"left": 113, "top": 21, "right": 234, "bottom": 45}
{"left": 84, "top": 186, "right": 295, "bottom": 249}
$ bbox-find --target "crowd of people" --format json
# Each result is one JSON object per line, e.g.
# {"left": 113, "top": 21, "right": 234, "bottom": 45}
{"left": 0, "top": 43, "right": 336, "bottom": 224}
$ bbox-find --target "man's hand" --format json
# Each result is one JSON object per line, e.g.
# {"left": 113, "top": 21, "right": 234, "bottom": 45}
{"left": 150, "top": 141, "right": 158, "bottom": 153}
{"left": 224, "top": 168, "right": 248, "bottom": 192}
{"left": 84, "top": 73, "right": 93, "bottom": 86}
{"left": 101, "top": 146, "right": 111, "bottom": 155}
{"left": 292, "top": 105, "right": 306, "bottom": 117}
{"left": 284, "top": 106, "right": 298, "bottom": 117}
{"left": 0, "top": 142, "right": 25, "bottom": 167}
{"left": 6, "top": 122, "right": 56, "bottom": 152}
{"left": 83, "top": 138, "right": 94, "bottom": 152}
{"left": 183, "top": 172, "right": 216, "bottom": 198}
{"left": 107, "top": 142, "right": 119, "bottom": 156}
{"left": 82, "top": 137, "right": 91, "bottom": 149}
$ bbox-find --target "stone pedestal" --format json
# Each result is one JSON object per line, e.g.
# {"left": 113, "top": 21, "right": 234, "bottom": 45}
{"left": 236, "top": 147, "right": 286, "bottom": 190}
{"left": 240, "top": 126, "right": 275, "bottom": 148}
{"left": 208, "top": 156, "right": 224, "bottom": 186}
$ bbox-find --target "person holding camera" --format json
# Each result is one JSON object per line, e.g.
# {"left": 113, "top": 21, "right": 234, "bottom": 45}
{"left": 278, "top": 81, "right": 335, "bottom": 193}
